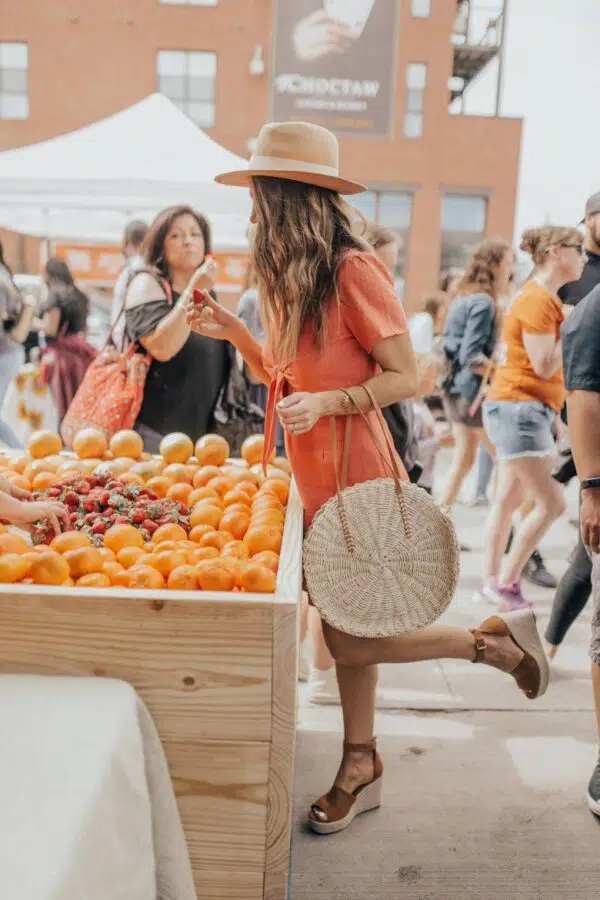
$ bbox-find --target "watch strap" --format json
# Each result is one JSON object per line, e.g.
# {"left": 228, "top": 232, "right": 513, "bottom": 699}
{"left": 581, "top": 477, "right": 600, "bottom": 491}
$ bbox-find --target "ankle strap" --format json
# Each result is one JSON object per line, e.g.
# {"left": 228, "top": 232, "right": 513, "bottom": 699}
{"left": 343, "top": 737, "right": 376, "bottom": 753}
{"left": 469, "top": 628, "right": 486, "bottom": 664}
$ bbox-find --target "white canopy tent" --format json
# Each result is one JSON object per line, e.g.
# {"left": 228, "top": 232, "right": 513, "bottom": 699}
{"left": 0, "top": 93, "right": 251, "bottom": 247}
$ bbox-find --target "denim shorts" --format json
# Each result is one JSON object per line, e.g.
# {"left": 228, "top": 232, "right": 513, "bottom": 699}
{"left": 483, "top": 399, "right": 556, "bottom": 461}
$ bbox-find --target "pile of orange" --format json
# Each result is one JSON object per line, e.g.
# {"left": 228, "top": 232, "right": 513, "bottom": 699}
{"left": 0, "top": 430, "right": 291, "bottom": 595}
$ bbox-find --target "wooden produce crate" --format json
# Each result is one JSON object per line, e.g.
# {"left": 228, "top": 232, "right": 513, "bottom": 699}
{"left": 0, "top": 480, "right": 303, "bottom": 900}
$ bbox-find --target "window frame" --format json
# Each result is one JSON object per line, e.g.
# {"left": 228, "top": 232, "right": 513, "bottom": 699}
{"left": 157, "top": 48, "right": 217, "bottom": 128}
{"left": 349, "top": 189, "right": 414, "bottom": 298}
{"left": 0, "top": 41, "right": 29, "bottom": 121}
{"left": 440, "top": 191, "right": 489, "bottom": 272}
{"left": 404, "top": 63, "right": 427, "bottom": 139}
{"left": 411, "top": 0, "right": 432, "bottom": 18}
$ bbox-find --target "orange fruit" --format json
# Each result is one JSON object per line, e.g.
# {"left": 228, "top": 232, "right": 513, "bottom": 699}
{"left": 63, "top": 577, "right": 75, "bottom": 587}
{"left": 189, "top": 524, "right": 216, "bottom": 544}
{"left": 251, "top": 509, "right": 285, "bottom": 529}
{"left": 167, "top": 482, "right": 193, "bottom": 504}
{"left": 128, "top": 565, "right": 165, "bottom": 590}
{"left": 261, "top": 478, "right": 290, "bottom": 506}
{"left": 147, "top": 549, "right": 188, "bottom": 576}
{"left": 0, "top": 533, "right": 30, "bottom": 555}
{"left": 273, "top": 456, "right": 292, "bottom": 475}
{"left": 220, "top": 556, "right": 247, "bottom": 586}
{"left": 240, "top": 563, "right": 276, "bottom": 593}
{"left": 97, "top": 547, "right": 116, "bottom": 561}
{"left": 109, "top": 430, "right": 144, "bottom": 460}
{"left": 207, "top": 475, "right": 234, "bottom": 498}
{"left": 241, "top": 434, "right": 269, "bottom": 467}
{"left": 146, "top": 476, "right": 175, "bottom": 498}
{"left": 253, "top": 550, "right": 280, "bottom": 573}
{"left": 63, "top": 546, "right": 104, "bottom": 578}
{"left": 199, "top": 530, "right": 235, "bottom": 552}
{"left": 196, "top": 560, "right": 235, "bottom": 592}
{"left": 113, "top": 569, "right": 132, "bottom": 588}
{"left": 102, "top": 561, "right": 125, "bottom": 584}
{"left": 9, "top": 474, "right": 31, "bottom": 492}
{"left": 220, "top": 510, "right": 250, "bottom": 540}
{"left": 189, "top": 502, "right": 222, "bottom": 530}
{"left": 94, "top": 458, "right": 132, "bottom": 478}
{"left": 221, "top": 540, "right": 250, "bottom": 560}
{"left": 225, "top": 501, "right": 253, "bottom": 517}
{"left": 159, "top": 432, "right": 194, "bottom": 465}
{"left": 223, "top": 487, "right": 252, "bottom": 508}
{"left": 29, "top": 550, "right": 70, "bottom": 585}
{"left": 192, "top": 465, "right": 222, "bottom": 488}
{"left": 25, "top": 457, "right": 59, "bottom": 478}
{"left": 187, "top": 486, "right": 220, "bottom": 507}
{"left": 245, "top": 525, "right": 283, "bottom": 557}
{"left": 50, "top": 531, "right": 92, "bottom": 554}
{"left": 11, "top": 453, "right": 32, "bottom": 474}
{"left": 0, "top": 553, "right": 31, "bottom": 583}
{"left": 76, "top": 572, "right": 111, "bottom": 588}
{"left": 187, "top": 546, "right": 220, "bottom": 563}
{"left": 151, "top": 523, "right": 187, "bottom": 544}
{"left": 104, "top": 523, "right": 144, "bottom": 553}
{"left": 120, "top": 472, "right": 145, "bottom": 486}
{"left": 130, "top": 459, "right": 163, "bottom": 482}
{"left": 116, "top": 546, "right": 146, "bottom": 569}
{"left": 31, "top": 471, "right": 62, "bottom": 492}
{"left": 163, "top": 463, "right": 194, "bottom": 485}
{"left": 58, "top": 460, "right": 86, "bottom": 476}
{"left": 252, "top": 492, "right": 284, "bottom": 511}
{"left": 73, "top": 427, "right": 108, "bottom": 459}
{"left": 167, "top": 565, "right": 199, "bottom": 590}
{"left": 0, "top": 523, "right": 6, "bottom": 534}
{"left": 194, "top": 434, "right": 230, "bottom": 467}
{"left": 27, "top": 429, "right": 62, "bottom": 459}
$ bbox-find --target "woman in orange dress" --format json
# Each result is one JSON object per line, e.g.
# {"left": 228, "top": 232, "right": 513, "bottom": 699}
{"left": 187, "top": 121, "right": 550, "bottom": 836}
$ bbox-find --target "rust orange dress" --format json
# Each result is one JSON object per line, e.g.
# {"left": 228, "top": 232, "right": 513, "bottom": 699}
{"left": 262, "top": 250, "right": 409, "bottom": 530}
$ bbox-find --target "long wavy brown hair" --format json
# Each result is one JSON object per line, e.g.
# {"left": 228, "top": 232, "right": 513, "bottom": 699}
{"left": 251, "top": 176, "right": 364, "bottom": 364}
{"left": 457, "top": 238, "right": 512, "bottom": 301}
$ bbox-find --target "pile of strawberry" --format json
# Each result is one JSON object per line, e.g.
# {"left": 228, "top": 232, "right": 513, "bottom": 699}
{"left": 31, "top": 472, "right": 190, "bottom": 546}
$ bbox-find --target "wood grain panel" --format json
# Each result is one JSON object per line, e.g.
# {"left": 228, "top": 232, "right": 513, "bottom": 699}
{"left": 194, "top": 870, "right": 263, "bottom": 900}
{"left": 0, "top": 588, "right": 274, "bottom": 742}
{"left": 264, "top": 872, "right": 289, "bottom": 900}
{"left": 265, "top": 604, "right": 299, "bottom": 883}
{"left": 165, "top": 739, "right": 269, "bottom": 872}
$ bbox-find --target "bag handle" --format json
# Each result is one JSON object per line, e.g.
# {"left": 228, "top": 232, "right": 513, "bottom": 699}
{"left": 330, "top": 385, "right": 412, "bottom": 552}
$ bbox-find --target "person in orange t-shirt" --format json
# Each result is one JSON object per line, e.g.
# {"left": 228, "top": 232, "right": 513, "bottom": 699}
{"left": 187, "top": 120, "right": 551, "bottom": 839}
{"left": 481, "top": 225, "right": 586, "bottom": 611}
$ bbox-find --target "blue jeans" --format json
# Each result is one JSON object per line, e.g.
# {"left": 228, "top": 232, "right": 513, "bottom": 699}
{"left": 0, "top": 344, "right": 24, "bottom": 449}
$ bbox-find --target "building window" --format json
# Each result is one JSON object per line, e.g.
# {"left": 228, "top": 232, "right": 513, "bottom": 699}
{"left": 0, "top": 42, "right": 28, "bottom": 120}
{"left": 411, "top": 0, "right": 431, "bottom": 17}
{"left": 440, "top": 194, "right": 487, "bottom": 272}
{"left": 349, "top": 191, "right": 413, "bottom": 298}
{"left": 160, "top": 1, "right": 218, "bottom": 5}
{"left": 157, "top": 50, "right": 216, "bottom": 128}
{"left": 404, "top": 63, "right": 426, "bottom": 139}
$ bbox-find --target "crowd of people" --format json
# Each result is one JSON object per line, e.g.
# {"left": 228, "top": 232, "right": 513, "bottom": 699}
{"left": 1, "top": 117, "right": 600, "bottom": 832}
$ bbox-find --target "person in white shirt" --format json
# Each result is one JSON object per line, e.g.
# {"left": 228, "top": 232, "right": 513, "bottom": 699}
{"left": 408, "top": 294, "right": 444, "bottom": 354}
{"left": 110, "top": 219, "right": 148, "bottom": 348}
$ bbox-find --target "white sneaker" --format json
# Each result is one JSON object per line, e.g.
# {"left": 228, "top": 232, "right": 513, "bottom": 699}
{"left": 307, "top": 665, "right": 340, "bottom": 705}
{"left": 298, "top": 641, "right": 310, "bottom": 683}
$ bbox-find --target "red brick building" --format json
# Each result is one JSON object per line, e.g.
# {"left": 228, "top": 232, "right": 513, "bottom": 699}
{"left": 0, "top": 0, "right": 520, "bottom": 312}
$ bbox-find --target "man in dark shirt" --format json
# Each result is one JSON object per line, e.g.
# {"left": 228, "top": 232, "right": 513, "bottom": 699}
{"left": 559, "top": 192, "right": 600, "bottom": 306}
{"left": 561, "top": 287, "right": 600, "bottom": 816}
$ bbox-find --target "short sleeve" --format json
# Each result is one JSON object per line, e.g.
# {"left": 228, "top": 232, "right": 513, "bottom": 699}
{"left": 562, "top": 287, "right": 600, "bottom": 393}
{"left": 339, "top": 251, "right": 407, "bottom": 353}
{"left": 125, "top": 299, "right": 171, "bottom": 343}
{"left": 518, "top": 289, "right": 562, "bottom": 334}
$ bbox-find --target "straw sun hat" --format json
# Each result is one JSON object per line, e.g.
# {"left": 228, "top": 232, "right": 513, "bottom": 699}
{"left": 216, "top": 121, "right": 365, "bottom": 195}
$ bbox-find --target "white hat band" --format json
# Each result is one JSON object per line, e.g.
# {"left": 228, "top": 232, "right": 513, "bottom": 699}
{"left": 249, "top": 154, "right": 339, "bottom": 177}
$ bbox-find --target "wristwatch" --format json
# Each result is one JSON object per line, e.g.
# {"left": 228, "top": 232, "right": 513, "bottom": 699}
{"left": 581, "top": 477, "right": 600, "bottom": 491}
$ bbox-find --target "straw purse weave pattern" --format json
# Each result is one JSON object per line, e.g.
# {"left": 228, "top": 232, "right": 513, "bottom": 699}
{"left": 303, "top": 386, "right": 459, "bottom": 638}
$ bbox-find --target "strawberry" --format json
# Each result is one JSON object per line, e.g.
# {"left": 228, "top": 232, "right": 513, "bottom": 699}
{"left": 99, "top": 491, "right": 111, "bottom": 507}
{"left": 92, "top": 521, "right": 106, "bottom": 535}
{"left": 64, "top": 492, "right": 80, "bottom": 507}
{"left": 132, "top": 510, "right": 146, "bottom": 524}
{"left": 83, "top": 499, "right": 97, "bottom": 513}
{"left": 143, "top": 519, "right": 158, "bottom": 534}
{"left": 115, "top": 515, "right": 129, "bottom": 525}
{"left": 83, "top": 512, "right": 99, "bottom": 524}
{"left": 47, "top": 487, "right": 61, "bottom": 498}
{"left": 70, "top": 512, "right": 80, "bottom": 524}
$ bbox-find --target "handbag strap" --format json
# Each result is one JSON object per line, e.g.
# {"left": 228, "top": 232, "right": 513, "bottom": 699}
{"left": 330, "top": 385, "right": 412, "bottom": 548}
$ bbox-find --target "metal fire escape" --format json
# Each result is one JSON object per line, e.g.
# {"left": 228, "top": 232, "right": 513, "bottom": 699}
{"left": 450, "top": 0, "right": 509, "bottom": 115}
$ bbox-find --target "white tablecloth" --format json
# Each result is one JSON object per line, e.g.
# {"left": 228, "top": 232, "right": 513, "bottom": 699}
{"left": 0, "top": 676, "right": 196, "bottom": 900}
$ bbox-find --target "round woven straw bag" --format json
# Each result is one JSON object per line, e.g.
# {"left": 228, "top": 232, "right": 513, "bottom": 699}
{"left": 303, "top": 386, "right": 460, "bottom": 638}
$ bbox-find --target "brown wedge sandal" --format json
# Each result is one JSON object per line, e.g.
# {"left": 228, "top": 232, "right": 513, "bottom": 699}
{"left": 308, "top": 737, "right": 383, "bottom": 835}
{"left": 470, "top": 609, "right": 550, "bottom": 699}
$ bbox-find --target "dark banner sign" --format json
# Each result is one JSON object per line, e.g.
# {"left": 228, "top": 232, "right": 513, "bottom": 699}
{"left": 271, "top": 1, "right": 400, "bottom": 137}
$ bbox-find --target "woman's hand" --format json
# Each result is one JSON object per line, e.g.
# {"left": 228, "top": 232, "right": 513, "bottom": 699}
{"left": 292, "top": 10, "right": 353, "bottom": 61}
{"left": 277, "top": 392, "right": 325, "bottom": 435}
{"left": 192, "top": 257, "right": 218, "bottom": 293}
{"left": 11, "top": 500, "right": 71, "bottom": 536}
{"left": 0, "top": 476, "right": 31, "bottom": 501}
{"left": 581, "top": 488, "right": 600, "bottom": 555}
{"left": 186, "top": 290, "right": 242, "bottom": 343}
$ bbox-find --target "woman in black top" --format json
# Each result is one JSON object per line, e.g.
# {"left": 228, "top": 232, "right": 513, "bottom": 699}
{"left": 124, "top": 205, "right": 229, "bottom": 452}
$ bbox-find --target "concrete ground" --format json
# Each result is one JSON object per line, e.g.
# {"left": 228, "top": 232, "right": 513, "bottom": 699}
{"left": 290, "top": 461, "right": 599, "bottom": 898}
